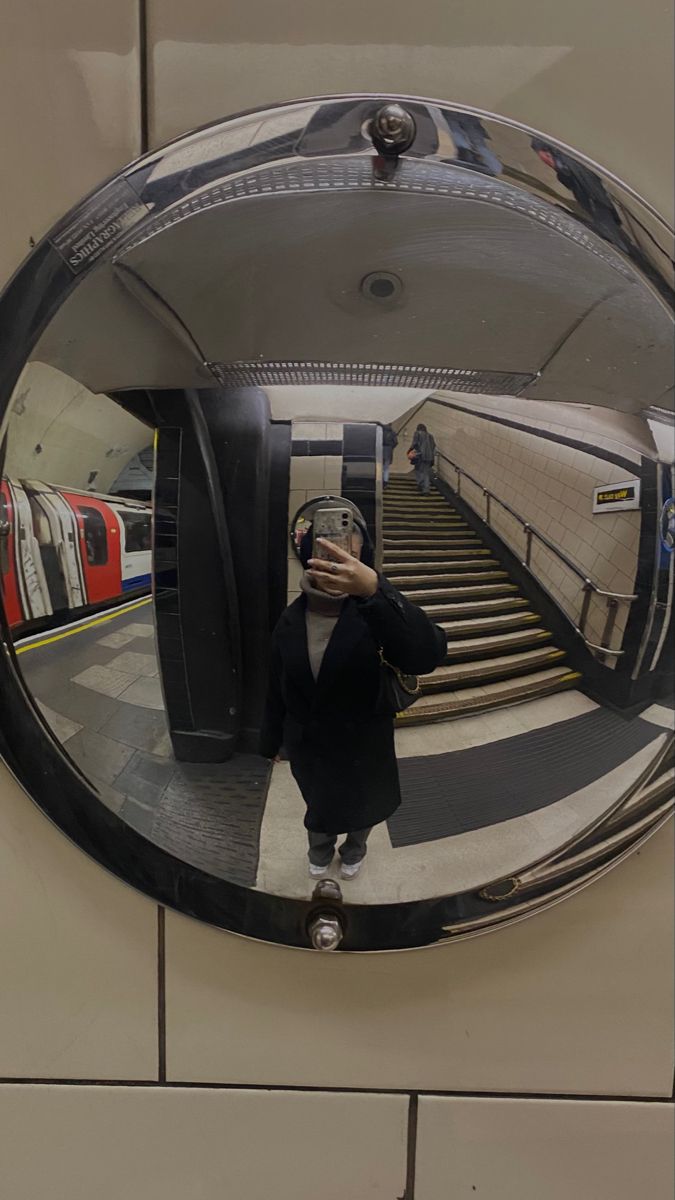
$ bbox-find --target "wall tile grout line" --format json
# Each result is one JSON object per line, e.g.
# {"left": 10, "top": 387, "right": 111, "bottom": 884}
{"left": 138, "top": 0, "right": 149, "bottom": 155}
{"left": 0, "top": 1079, "right": 672, "bottom": 1103}
{"left": 157, "top": 906, "right": 166, "bottom": 1083}
{"left": 402, "top": 1093, "right": 419, "bottom": 1200}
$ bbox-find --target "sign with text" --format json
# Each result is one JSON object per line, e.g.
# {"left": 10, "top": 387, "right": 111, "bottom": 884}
{"left": 592, "top": 479, "right": 641, "bottom": 514}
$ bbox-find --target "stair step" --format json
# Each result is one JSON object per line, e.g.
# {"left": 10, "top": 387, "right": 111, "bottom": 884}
{"left": 389, "top": 570, "right": 508, "bottom": 587}
{"left": 384, "top": 511, "right": 461, "bottom": 520}
{"left": 385, "top": 529, "right": 469, "bottom": 538}
{"left": 421, "top": 596, "right": 529, "bottom": 618}
{"left": 441, "top": 611, "right": 543, "bottom": 637}
{"left": 383, "top": 518, "right": 467, "bottom": 528}
{"left": 383, "top": 501, "right": 458, "bottom": 509}
{"left": 420, "top": 647, "right": 567, "bottom": 691}
{"left": 444, "top": 627, "right": 554, "bottom": 661}
{"left": 384, "top": 538, "right": 482, "bottom": 549}
{"left": 384, "top": 522, "right": 469, "bottom": 532}
{"left": 384, "top": 535, "right": 473, "bottom": 544}
{"left": 395, "top": 668, "right": 582, "bottom": 725}
{"left": 404, "top": 582, "right": 518, "bottom": 602}
{"left": 384, "top": 549, "right": 492, "bottom": 561}
{"left": 385, "top": 558, "right": 499, "bottom": 576}
{"left": 384, "top": 535, "right": 468, "bottom": 544}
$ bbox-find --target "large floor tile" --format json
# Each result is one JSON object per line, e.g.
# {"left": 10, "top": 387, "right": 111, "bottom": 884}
{"left": 0, "top": 765, "right": 157, "bottom": 1079}
{"left": 415, "top": 1096, "right": 675, "bottom": 1200}
{"left": 165, "top": 822, "right": 674, "bottom": 1094}
{"left": 0, "top": 1084, "right": 407, "bottom": 1200}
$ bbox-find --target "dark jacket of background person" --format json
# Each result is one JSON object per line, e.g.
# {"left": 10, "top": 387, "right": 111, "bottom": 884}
{"left": 382, "top": 424, "right": 398, "bottom": 464}
{"left": 409, "top": 426, "right": 436, "bottom": 464}
{"left": 259, "top": 577, "right": 446, "bottom": 833}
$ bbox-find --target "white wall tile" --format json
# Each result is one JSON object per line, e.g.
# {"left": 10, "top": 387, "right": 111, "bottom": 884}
{"left": 416, "top": 1096, "right": 675, "bottom": 1200}
{"left": 0, "top": 3, "right": 140, "bottom": 285}
{"left": 0, "top": 1085, "right": 408, "bottom": 1200}
{"left": 164, "top": 824, "right": 674, "bottom": 1095}
{"left": 289, "top": 457, "right": 326, "bottom": 490}
{"left": 419, "top": 401, "right": 640, "bottom": 639}
{"left": 0, "top": 765, "right": 157, "bottom": 1079}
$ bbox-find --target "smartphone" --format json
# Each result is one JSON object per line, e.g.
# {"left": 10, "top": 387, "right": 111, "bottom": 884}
{"left": 313, "top": 507, "right": 354, "bottom": 559}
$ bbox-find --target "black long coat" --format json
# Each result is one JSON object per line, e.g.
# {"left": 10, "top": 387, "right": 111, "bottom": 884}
{"left": 259, "top": 576, "right": 446, "bottom": 833}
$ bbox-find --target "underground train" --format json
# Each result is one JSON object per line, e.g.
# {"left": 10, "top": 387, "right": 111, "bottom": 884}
{"left": 0, "top": 477, "right": 152, "bottom": 633}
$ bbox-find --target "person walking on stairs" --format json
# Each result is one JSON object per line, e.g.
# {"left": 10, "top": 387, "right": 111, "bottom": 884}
{"left": 382, "top": 423, "right": 398, "bottom": 486}
{"left": 408, "top": 423, "right": 436, "bottom": 494}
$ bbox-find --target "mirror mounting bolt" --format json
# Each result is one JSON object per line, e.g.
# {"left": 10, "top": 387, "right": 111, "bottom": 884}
{"left": 370, "top": 103, "right": 416, "bottom": 157}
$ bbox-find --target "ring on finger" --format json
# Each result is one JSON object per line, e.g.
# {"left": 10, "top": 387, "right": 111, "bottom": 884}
{"left": 330, "top": 562, "right": 339, "bottom": 574}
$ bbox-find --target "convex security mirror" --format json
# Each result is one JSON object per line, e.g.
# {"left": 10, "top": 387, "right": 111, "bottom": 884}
{"left": 0, "top": 96, "right": 673, "bottom": 951}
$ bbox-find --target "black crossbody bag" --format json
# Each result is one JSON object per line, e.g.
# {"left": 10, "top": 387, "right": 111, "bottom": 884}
{"left": 376, "top": 648, "right": 421, "bottom": 715}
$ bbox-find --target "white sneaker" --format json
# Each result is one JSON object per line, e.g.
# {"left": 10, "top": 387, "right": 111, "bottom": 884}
{"left": 309, "top": 862, "right": 331, "bottom": 878}
{"left": 340, "top": 859, "right": 364, "bottom": 879}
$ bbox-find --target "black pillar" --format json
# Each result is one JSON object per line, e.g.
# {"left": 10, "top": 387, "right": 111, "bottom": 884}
{"left": 268, "top": 422, "right": 292, "bottom": 628}
{"left": 197, "top": 388, "right": 278, "bottom": 752}
{"left": 152, "top": 391, "right": 242, "bottom": 762}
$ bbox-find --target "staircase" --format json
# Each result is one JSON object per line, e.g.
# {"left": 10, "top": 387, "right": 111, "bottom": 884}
{"left": 383, "top": 474, "right": 582, "bottom": 724}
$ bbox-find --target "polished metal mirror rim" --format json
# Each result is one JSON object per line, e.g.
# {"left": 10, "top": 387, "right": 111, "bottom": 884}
{"left": 0, "top": 95, "right": 672, "bottom": 951}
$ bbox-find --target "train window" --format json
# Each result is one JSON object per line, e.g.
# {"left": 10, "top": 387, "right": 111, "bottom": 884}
{"left": 121, "top": 511, "right": 151, "bottom": 553}
{"left": 78, "top": 506, "right": 108, "bottom": 566}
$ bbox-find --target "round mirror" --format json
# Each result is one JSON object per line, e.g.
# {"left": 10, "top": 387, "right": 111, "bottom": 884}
{"left": 0, "top": 96, "right": 672, "bottom": 950}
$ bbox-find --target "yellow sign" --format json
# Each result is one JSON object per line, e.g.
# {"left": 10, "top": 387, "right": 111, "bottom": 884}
{"left": 592, "top": 479, "right": 640, "bottom": 513}
{"left": 597, "top": 486, "right": 633, "bottom": 505}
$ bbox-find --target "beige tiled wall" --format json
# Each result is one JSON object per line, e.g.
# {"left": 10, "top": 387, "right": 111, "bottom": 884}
{"left": 5, "top": 363, "right": 149, "bottom": 491}
{"left": 402, "top": 398, "right": 642, "bottom": 652}
{"left": 415, "top": 1096, "right": 675, "bottom": 1200}
{"left": 0, "top": 1084, "right": 409, "bottom": 1200}
{"left": 0, "top": 3, "right": 673, "bottom": 1196}
{"left": 0, "top": 753, "right": 672, "bottom": 1195}
{"left": 0, "top": 766, "right": 158, "bottom": 1080}
{"left": 163, "top": 822, "right": 674, "bottom": 1096}
{"left": 146, "top": 0, "right": 675, "bottom": 230}
{"left": 0, "top": 3, "right": 141, "bottom": 287}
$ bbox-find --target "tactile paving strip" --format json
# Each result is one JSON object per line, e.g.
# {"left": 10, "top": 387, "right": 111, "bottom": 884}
{"left": 388, "top": 707, "right": 664, "bottom": 847}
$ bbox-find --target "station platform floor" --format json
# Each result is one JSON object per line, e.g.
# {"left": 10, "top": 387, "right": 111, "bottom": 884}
{"left": 15, "top": 598, "right": 673, "bottom": 902}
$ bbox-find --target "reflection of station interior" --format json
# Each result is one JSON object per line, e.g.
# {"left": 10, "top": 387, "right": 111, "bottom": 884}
{"left": 2, "top": 99, "right": 673, "bottom": 903}
{"left": 12, "top": 381, "right": 674, "bottom": 902}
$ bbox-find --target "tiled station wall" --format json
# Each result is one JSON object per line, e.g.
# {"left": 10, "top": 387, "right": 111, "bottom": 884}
{"left": 396, "top": 397, "right": 643, "bottom": 652}
{"left": 287, "top": 421, "right": 344, "bottom": 601}
{"left": 5, "top": 363, "right": 149, "bottom": 493}
{"left": 1, "top": 3, "right": 673, "bottom": 1198}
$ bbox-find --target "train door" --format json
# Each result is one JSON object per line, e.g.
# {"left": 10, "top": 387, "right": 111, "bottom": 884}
{"left": 25, "top": 485, "right": 86, "bottom": 612}
{"left": 61, "top": 493, "right": 122, "bottom": 605}
{"left": 6, "top": 480, "right": 52, "bottom": 621}
{"left": 0, "top": 480, "right": 23, "bottom": 627}
{"left": 115, "top": 507, "right": 152, "bottom": 593}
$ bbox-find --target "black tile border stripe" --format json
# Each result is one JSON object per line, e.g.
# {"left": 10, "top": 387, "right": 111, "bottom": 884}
{"left": 291, "top": 440, "right": 343, "bottom": 456}
{"left": 428, "top": 396, "right": 648, "bottom": 479}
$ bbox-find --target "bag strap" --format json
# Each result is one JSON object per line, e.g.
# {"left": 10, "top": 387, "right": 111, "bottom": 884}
{"left": 378, "top": 647, "right": 421, "bottom": 696}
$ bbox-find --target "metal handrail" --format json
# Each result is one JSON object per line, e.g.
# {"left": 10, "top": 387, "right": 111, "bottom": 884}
{"left": 434, "top": 449, "right": 638, "bottom": 657}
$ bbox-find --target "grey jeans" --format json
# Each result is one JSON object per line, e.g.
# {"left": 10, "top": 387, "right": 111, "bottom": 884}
{"left": 414, "top": 461, "right": 432, "bottom": 493}
{"left": 308, "top": 827, "right": 372, "bottom": 867}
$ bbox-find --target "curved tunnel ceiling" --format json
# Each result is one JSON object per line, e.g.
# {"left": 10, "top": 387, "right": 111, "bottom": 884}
{"left": 27, "top": 100, "right": 674, "bottom": 416}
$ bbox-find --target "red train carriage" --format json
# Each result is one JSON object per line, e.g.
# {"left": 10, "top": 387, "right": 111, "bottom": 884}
{"left": 0, "top": 478, "right": 152, "bottom": 634}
